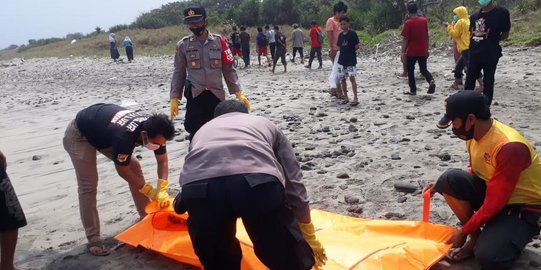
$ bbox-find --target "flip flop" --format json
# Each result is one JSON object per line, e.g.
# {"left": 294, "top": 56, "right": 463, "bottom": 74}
{"left": 445, "top": 247, "right": 474, "bottom": 263}
{"left": 87, "top": 241, "right": 110, "bottom": 256}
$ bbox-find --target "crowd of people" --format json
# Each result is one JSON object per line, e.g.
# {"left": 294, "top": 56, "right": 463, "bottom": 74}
{"left": 2, "top": 1, "right": 540, "bottom": 270}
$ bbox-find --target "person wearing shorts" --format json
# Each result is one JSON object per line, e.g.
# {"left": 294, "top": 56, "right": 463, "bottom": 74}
{"left": 230, "top": 26, "right": 243, "bottom": 58}
{"left": 336, "top": 15, "right": 359, "bottom": 106}
{"left": 0, "top": 150, "right": 28, "bottom": 270}
{"left": 256, "top": 27, "right": 271, "bottom": 67}
{"left": 424, "top": 91, "right": 541, "bottom": 269}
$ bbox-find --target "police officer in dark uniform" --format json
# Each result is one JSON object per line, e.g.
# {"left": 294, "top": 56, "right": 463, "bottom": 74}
{"left": 170, "top": 5, "right": 251, "bottom": 141}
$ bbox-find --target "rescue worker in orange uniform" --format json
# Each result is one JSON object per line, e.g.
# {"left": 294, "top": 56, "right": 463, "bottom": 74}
{"left": 424, "top": 91, "right": 541, "bottom": 269}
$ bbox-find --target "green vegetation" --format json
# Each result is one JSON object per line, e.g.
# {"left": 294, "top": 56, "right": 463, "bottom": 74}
{"left": 3, "top": 0, "right": 541, "bottom": 59}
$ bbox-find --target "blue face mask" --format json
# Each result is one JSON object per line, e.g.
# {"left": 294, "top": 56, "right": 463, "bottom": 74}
{"left": 452, "top": 15, "right": 458, "bottom": 23}
{"left": 478, "top": 0, "right": 491, "bottom": 7}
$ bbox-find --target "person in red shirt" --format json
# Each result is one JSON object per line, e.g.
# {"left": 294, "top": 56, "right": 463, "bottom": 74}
{"left": 424, "top": 91, "right": 541, "bottom": 269}
{"left": 400, "top": 1, "right": 435, "bottom": 95}
{"left": 305, "top": 20, "right": 323, "bottom": 69}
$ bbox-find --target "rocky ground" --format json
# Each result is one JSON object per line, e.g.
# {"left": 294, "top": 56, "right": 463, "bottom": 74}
{"left": 1, "top": 45, "right": 540, "bottom": 269}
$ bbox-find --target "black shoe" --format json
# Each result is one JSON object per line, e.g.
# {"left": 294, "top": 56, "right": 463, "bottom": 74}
{"left": 428, "top": 80, "right": 436, "bottom": 94}
{"left": 304, "top": 65, "right": 311, "bottom": 69}
{"left": 437, "top": 114, "right": 451, "bottom": 129}
{"left": 317, "top": 65, "right": 322, "bottom": 69}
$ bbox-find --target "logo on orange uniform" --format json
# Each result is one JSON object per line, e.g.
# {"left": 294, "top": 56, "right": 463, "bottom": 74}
{"left": 484, "top": 152, "right": 491, "bottom": 163}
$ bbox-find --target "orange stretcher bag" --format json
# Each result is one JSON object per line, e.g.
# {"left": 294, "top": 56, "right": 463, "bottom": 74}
{"left": 116, "top": 191, "right": 455, "bottom": 269}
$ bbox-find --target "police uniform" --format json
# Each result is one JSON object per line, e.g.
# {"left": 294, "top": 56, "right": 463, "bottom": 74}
{"left": 170, "top": 6, "right": 241, "bottom": 141}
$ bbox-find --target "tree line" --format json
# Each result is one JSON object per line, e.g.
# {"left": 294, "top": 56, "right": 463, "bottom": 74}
{"left": 8, "top": 0, "right": 540, "bottom": 52}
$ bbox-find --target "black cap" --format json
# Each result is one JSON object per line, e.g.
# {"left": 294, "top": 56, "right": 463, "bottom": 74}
{"left": 183, "top": 5, "right": 206, "bottom": 24}
{"left": 440, "top": 91, "right": 491, "bottom": 127}
{"left": 310, "top": 20, "right": 317, "bottom": 25}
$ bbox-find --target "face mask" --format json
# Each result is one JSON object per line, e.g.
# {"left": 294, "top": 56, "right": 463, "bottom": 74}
{"left": 190, "top": 26, "right": 206, "bottom": 36}
{"left": 478, "top": 0, "right": 491, "bottom": 7}
{"left": 452, "top": 121, "right": 475, "bottom": 141}
{"left": 142, "top": 132, "right": 161, "bottom": 151}
{"left": 452, "top": 15, "right": 458, "bottom": 23}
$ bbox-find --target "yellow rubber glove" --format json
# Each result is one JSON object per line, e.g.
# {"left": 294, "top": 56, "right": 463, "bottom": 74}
{"left": 170, "top": 98, "right": 179, "bottom": 119}
{"left": 155, "top": 179, "right": 170, "bottom": 208}
{"left": 299, "top": 221, "right": 327, "bottom": 267}
{"left": 234, "top": 91, "right": 251, "bottom": 111}
{"left": 139, "top": 182, "right": 158, "bottom": 199}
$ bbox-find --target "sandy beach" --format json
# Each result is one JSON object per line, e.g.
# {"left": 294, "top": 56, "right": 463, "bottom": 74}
{"left": 1, "top": 45, "right": 541, "bottom": 269}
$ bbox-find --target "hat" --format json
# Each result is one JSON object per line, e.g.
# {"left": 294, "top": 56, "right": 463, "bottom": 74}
{"left": 183, "top": 5, "right": 206, "bottom": 24}
{"left": 310, "top": 20, "right": 317, "bottom": 25}
{"left": 440, "top": 91, "right": 491, "bottom": 127}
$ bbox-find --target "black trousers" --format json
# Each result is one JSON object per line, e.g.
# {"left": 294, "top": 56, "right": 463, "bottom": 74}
{"left": 465, "top": 58, "right": 499, "bottom": 105}
{"left": 125, "top": 46, "right": 134, "bottom": 61}
{"left": 273, "top": 49, "right": 287, "bottom": 66}
{"left": 435, "top": 169, "right": 541, "bottom": 270}
{"left": 406, "top": 56, "right": 433, "bottom": 93}
{"left": 181, "top": 174, "right": 314, "bottom": 270}
{"left": 269, "top": 42, "right": 276, "bottom": 60}
{"left": 307, "top": 47, "right": 322, "bottom": 67}
{"left": 241, "top": 45, "right": 250, "bottom": 66}
{"left": 454, "top": 50, "right": 470, "bottom": 79}
{"left": 184, "top": 83, "right": 221, "bottom": 141}
{"left": 292, "top": 47, "right": 304, "bottom": 62}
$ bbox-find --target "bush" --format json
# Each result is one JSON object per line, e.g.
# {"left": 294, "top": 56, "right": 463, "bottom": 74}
{"left": 109, "top": 24, "right": 130, "bottom": 33}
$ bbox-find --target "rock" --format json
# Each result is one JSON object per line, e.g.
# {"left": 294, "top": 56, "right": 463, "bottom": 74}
{"left": 400, "top": 137, "right": 411, "bottom": 142}
{"left": 300, "top": 164, "right": 312, "bottom": 171}
{"left": 317, "top": 170, "right": 327, "bottom": 174}
{"left": 322, "top": 126, "right": 330, "bottom": 132}
{"left": 406, "top": 115, "right": 415, "bottom": 120}
{"left": 347, "top": 206, "right": 363, "bottom": 214}
{"left": 384, "top": 212, "right": 405, "bottom": 220}
{"left": 383, "top": 114, "right": 390, "bottom": 118}
{"left": 394, "top": 181, "right": 418, "bottom": 193}
{"left": 437, "top": 152, "right": 451, "bottom": 161}
{"left": 424, "top": 145, "right": 433, "bottom": 151}
{"left": 305, "top": 146, "right": 316, "bottom": 150}
{"left": 32, "top": 155, "right": 42, "bottom": 161}
{"left": 390, "top": 153, "right": 401, "bottom": 160}
{"left": 348, "top": 124, "right": 358, "bottom": 132}
{"left": 350, "top": 117, "right": 358, "bottom": 122}
{"left": 339, "top": 185, "right": 348, "bottom": 190}
{"left": 337, "top": 172, "right": 350, "bottom": 179}
{"left": 344, "top": 195, "right": 360, "bottom": 204}
{"left": 397, "top": 196, "right": 407, "bottom": 203}
{"left": 374, "top": 121, "right": 386, "bottom": 126}
{"left": 321, "top": 185, "right": 335, "bottom": 190}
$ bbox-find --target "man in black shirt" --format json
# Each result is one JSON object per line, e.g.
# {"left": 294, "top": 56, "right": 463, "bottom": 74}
{"left": 272, "top": 25, "right": 287, "bottom": 73}
{"left": 465, "top": 0, "right": 510, "bottom": 105}
{"left": 336, "top": 15, "right": 360, "bottom": 106}
{"left": 63, "top": 103, "right": 175, "bottom": 256}
{"left": 239, "top": 26, "right": 251, "bottom": 68}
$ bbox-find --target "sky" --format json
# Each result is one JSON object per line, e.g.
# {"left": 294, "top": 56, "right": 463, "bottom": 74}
{"left": 0, "top": 0, "right": 178, "bottom": 49}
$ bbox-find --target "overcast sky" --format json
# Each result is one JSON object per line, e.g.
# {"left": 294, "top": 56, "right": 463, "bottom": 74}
{"left": 0, "top": 0, "right": 178, "bottom": 49}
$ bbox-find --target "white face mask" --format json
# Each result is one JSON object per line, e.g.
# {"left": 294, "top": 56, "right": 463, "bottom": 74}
{"left": 142, "top": 131, "right": 161, "bottom": 151}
